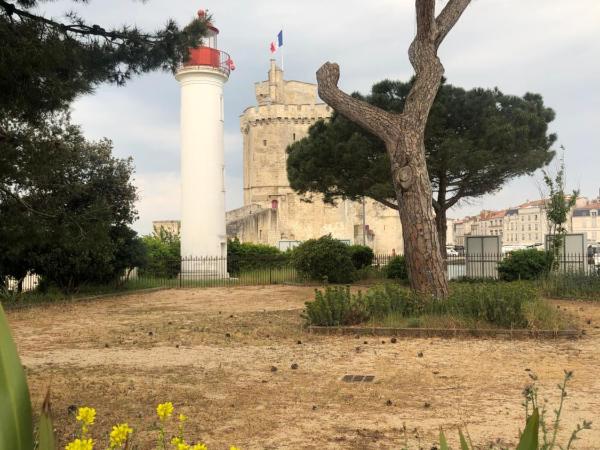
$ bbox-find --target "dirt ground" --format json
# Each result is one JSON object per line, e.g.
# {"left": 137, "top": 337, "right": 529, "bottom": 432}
{"left": 6, "top": 286, "right": 600, "bottom": 449}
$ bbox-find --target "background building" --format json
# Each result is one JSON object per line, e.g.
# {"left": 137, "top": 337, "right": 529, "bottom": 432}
{"left": 227, "top": 61, "right": 405, "bottom": 254}
{"left": 452, "top": 195, "right": 600, "bottom": 250}
{"left": 572, "top": 197, "right": 600, "bottom": 243}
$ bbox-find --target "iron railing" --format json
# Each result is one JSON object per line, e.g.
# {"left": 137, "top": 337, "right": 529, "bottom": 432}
{"left": 3, "top": 252, "right": 600, "bottom": 295}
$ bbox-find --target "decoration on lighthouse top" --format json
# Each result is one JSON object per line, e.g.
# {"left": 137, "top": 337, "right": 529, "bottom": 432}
{"left": 184, "top": 9, "right": 235, "bottom": 74}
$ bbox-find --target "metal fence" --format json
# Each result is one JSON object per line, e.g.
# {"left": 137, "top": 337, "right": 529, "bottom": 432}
{"left": 3, "top": 252, "right": 600, "bottom": 295}
{"left": 372, "top": 252, "right": 600, "bottom": 281}
{"left": 125, "top": 255, "right": 304, "bottom": 289}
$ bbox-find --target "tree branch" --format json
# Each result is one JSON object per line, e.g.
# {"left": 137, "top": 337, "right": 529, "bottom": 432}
{"left": 316, "top": 62, "right": 402, "bottom": 142}
{"left": 434, "top": 0, "right": 472, "bottom": 48}
{"left": 374, "top": 197, "right": 399, "bottom": 211}
{"left": 0, "top": 185, "right": 57, "bottom": 218}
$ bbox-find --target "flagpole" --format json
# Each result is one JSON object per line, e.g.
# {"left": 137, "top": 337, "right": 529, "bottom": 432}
{"left": 280, "top": 28, "right": 284, "bottom": 72}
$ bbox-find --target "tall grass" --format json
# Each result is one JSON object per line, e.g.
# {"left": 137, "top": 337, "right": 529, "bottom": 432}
{"left": 541, "top": 271, "right": 600, "bottom": 301}
{"left": 305, "top": 282, "right": 572, "bottom": 330}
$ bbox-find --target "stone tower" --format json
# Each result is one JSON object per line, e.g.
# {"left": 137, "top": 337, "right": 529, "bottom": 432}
{"left": 233, "top": 61, "right": 404, "bottom": 253}
{"left": 241, "top": 60, "right": 331, "bottom": 207}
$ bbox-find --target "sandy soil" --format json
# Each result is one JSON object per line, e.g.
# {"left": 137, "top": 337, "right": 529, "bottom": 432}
{"left": 6, "top": 286, "right": 600, "bottom": 449}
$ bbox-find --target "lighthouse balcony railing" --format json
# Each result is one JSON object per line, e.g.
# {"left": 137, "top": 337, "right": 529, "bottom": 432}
{"left": 182, "top": 48, "right": 232, "bottom": 76}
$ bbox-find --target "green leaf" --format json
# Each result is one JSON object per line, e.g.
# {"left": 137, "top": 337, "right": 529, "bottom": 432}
{"left": 517, "top": 408, "right": 540, "bottom": 450}
{"left": 38, "top": 390, "right": 55, "bottom": 450}
{"left": 439, "top": 429, "right": 451, "bottom": 450}
{"left": 0, "top": 304, "right": 34, "bottom": 450}
{"left": 459, "top": 429, "right": 470, "bottom": 450}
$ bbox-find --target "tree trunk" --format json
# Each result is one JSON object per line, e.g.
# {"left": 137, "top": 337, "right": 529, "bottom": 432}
{"left": 315, "top": 0, "right": 471, "bottom": 298}
{"left": 390, "top": 137, "right": 448, "bottom": 298}
{"left": 435, "top": 208, "right": 448, "bottom": 254}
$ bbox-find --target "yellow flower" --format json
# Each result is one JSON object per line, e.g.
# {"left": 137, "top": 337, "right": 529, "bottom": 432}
{"left": 65, "top": 438, "right": 94, "bottom": 450}
{"left": 178, "top": 413, "right": 188, "bottom": 423}
{"left": 229, "top": 447, "right": 240, "bottom": 450}
{"left": 76, "top": 407, "right": 96, "bottom": 426}
{"left": 109, "top": 423, "right": 133, "bottom": 449}
{"left": 191, "top": 444, "right": 208, "bottom": 450}
{"left": 175, "top": 443, "right": 190, "bottom": 450}
{"left": 171, "top": 437, "right": 184, "bottom": 446}
{"left": 156, "top": 402, "right": 174, "bottom": 421}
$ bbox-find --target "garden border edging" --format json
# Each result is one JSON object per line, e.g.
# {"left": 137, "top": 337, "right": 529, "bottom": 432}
{"left": 306, "top": 325, "right": 582, "bottom": 339}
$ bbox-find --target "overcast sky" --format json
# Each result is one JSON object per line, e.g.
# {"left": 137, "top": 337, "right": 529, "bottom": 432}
{"left": 38, "top": 0, "right": 600, "bottom": 233}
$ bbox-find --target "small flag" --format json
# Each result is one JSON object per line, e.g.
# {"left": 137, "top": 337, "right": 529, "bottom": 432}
{"left": 270, "top": 30, "right": 283, "bottom": 54}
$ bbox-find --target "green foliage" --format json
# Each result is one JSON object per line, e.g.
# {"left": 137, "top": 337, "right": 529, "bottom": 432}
{"left": 291, "top": 235, "right": 356, "bottom": 283}
{"left": 227, "top": 238, "right": 288, "bottom": 276}
{"left": 441, "top": 282, "right": 538, "bottom": 328}
{"left": 542, "top": 271, "right": 600, "bottom": 301}
{"left": 386, "top": 255, "right": 408, "bottom": 280}
{"left": 303, "top": 286, "right": 368, "bottom": 326}
{"left": 0, "top": 304, "right": 34, "bottom": 450}
{"left": 0, "top": 0, "right": 209, "bottom": 123}
{"left": 0, "top": 114, "right": 141, "bottom": 293}
{"left": 498, "top": 249, "right": 553, "bottom": 281}
{"left": 306, "top": 282, "right": 542, "bottom": 329}
{"left": 287, "top": 80, "right": 556, "bottom": 246}
{"left": 360, "top": 283, "right": 426, "bottom": 318}
{"left": 347, "top": 245, "right": 374, "bottom": 269}
{"left": 543, "top": 154, "right": 579, "bottom": 271}
{"left": 139, "top": 228, "right": 181, "bottom": 279}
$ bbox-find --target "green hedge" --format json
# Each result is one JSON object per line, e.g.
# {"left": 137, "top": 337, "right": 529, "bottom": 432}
{"left": 385, "top": 255, "right": 408, "bottom": 280}
{"left": 498, "top": 249, "right": 553, "bottom": 281}
{"left": 227, "top": 239, "right": 287, "bottom": 275}
{"left": 291, "top": 235, "right": 356, "bottom": 283}
{"left": 347, "top": 245, "right": 374, "bottom": 269}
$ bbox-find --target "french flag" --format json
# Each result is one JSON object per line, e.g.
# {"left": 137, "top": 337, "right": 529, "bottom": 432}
{"left": 270, "top": 30, "right": 283, "bottom": 54}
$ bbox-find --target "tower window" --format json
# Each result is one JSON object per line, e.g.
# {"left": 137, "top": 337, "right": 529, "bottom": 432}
{"left": 293, "top": 133, "right": 296, "bottom": 141}
{"left": 263, "top": 140, "right": 267, "bottom": 146}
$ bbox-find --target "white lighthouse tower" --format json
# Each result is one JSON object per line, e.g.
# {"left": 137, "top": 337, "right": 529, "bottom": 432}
{"left": 176, "top": 9, "right": 232, "bottom": 276}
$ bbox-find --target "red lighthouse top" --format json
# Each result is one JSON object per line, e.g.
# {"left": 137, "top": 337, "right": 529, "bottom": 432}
{"left": 184, "top": 8, "right": 235, "bottom": 75}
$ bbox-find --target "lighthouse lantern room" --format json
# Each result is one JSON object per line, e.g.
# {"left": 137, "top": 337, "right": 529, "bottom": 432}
{"left": 176, "top": 9, "right": 232, "bottom": 276}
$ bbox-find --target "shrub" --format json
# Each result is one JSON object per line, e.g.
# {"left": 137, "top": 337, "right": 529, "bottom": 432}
{"left": 307, "top": 281, "right": 542, "bottom": 329}
{"left": 291, "top": 235, "right": 356, "bottom": 283}
{"left": 385, "top": 255, "right": 408, "bottom": 280}
{"left": 498, "top": 249, "right": 553, "bottom": 281}
{"left": 138, "top": 229, "right": 180, "bottom": 279}
{"left": 304, "top": 286, "right": 368, "bottom": 326}
{"left": 361, "top": 283, "right": 425, "bottom": 318}
{"left": 441, "top": 282, "right": 539, "bottom": 328}
{"left": 347, "top": 245, "right": 374, "bottom": 269}
{"left": 227, "top": 238, "right": 287, "bottom": 275}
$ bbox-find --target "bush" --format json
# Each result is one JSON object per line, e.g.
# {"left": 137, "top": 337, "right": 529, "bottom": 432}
{"left": 304, "top": 286, "right": 368, "bottom": 326}
{"left": 291, "top": 235, "right": 356, "bottom": 283}
{"left": 360, "top": 283, "right": 426, "bottom": 318}
{"left": 306, "top": 281, "right": 542, "bottom": 329}
{"left": 138, "top": 229, "right": 180, "bottom": 279}
{"left": 441, "top": 282, "right": 538, "bottom": 328}
{"left": 227, "top": 238, "right": 287, "bottom": 275}
{"left": 385, "top": 255, "right": 408, "bottom": 280}
{"left": 498, "top": 249, "right": 553, "bottom": 281}
{"left": 347, "top": 245, "right": 374, "bottom": 269}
